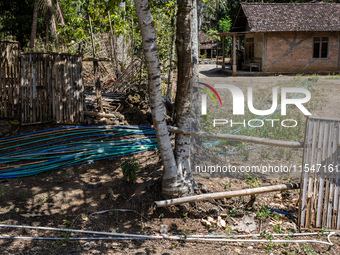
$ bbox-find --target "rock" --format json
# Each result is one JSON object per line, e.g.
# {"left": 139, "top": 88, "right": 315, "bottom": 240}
{"left": 282, "top": 221, "right": 297, "bottom": 232}
{"left": 198, "top": 183, "right": 209, "bottom": 193}
{"left": 160, "top": 224, "right": 168, "bottom": 234}
{"left": 179, "top": 203, "right": 190, "bottom": 212}
{"left": 66, "top": 167, "right": 75, "bottom": 176}
{"left": 233, "top": 215, "right": 257, "bottom": 233}
{"left": 207, "top": 216, "right": 216, "bottom": 224}
{"left": 234, "top": 248, "right": 241, "bottom": 254}
{"left": 217, "top": 216, "right": 226, "bottom": 228}
{"left": 201, "top": 219, "right": 212, "bottom": 227}
{"left": 209, "top": 206, "right": 219, "bottom": 215}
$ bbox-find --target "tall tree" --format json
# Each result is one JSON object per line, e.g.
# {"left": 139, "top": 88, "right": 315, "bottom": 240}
{"left": 134, "top": 0, "right": 197, "bottom": 198}
{"left": 30, "top": 0, "right": 39, "bottom": 49}
{"left": 173, "top": 0, "right": 197, "bottom": 197}
{"left": 45, "top": 0, "right": 58, "bottom": 44}
{"left": 133, "top": 0, "right": 180, "bottom": 198}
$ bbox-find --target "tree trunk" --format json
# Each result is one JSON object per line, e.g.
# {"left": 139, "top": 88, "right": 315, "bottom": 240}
{"left": 45, "top": 0, "right": 58, "bottom": 45}
{"left": 30, "top": 0, "right": 39, "bottom": 49}
{"left": 190, "top": 0, "right": 203, "bottom": 177}
{"left": 55, "top": 0, "right": 65, "bottom": 25}
{"left": 191, "top": 0, "right": 200, "bottom": 131}
{"left": 166, "top": 16, "right": 176, "bottom": 100}
{"left": 173, "top": 0, "right": 197, "bottom": 196}
{"left": 134, "top": 0, "right": 184, "bottom": 198}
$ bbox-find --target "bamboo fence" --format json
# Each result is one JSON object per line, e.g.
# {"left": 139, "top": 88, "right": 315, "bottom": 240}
{"left": 20, "top": 52, "right": 84, "bottom": 124}
{"left": 0, "top": 41, "right": 20, "bottom": 119}
{"left": 299, "top": 116, "right": 340, "bottom": 230}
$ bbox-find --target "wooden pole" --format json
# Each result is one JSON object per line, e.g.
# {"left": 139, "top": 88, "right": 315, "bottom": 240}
{"left": 168, "top": 126, "right": 304, "bottom": 148}
{"left": 222, "top": 36, "right": 225, "bottom": 70}
{"left": 84, "top": 111, "right": 119, "bottom": 118}
{"left": 89, "top": 16, "right": 103, "bottom": 113}
{"left": 232, "top": 34, "right": 237, "bottom": 73}
{"left": 155, "top": 183, "right": 300, "bottom": 207}
{"left": 108, "top": 11, "right": 120, "bottom": 78}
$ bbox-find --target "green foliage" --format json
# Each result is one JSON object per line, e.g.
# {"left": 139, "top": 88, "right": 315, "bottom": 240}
{"left": 0, "top": 186, "right": 4, "bottom": 196}
{"left": 228, "top": 207, "right": 238, "bottom": 217}
{"left": 0, "top": 0, "right": 44, "bottom": 47}
{"left": 218, "top": 17, "right": 232, "bottom": 33}
{"left": 121, "top": 157, "right": 140, "bottom": 183}
{"left": 245, "top": 174, "right": 260, "bottom": 188}
{"left": 273, "top": 223, "right": 282, "bottom": 233}
{"left": 257, "top": 205, "right": 271, "bottom": 221}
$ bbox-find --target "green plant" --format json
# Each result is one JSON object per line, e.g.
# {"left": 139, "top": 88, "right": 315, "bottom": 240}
{"left": 319, "top": 226, "right": 327, "bottom": 236}
{"left": 273, "top": 215, "right": 281, "bottom": 221}
{"left": 302, "top": 244, "right": 318, "bottom": 255}
{"left": 181, "top": 229, "right": 190, "bottom": 235}
{"left": 0, "top": 186, "right": 4, "bottom": 196}
{"left": 260, "top": 230, "right": 275, "bottom": 253}
{"left": 159, "top": 213, "right": 164, "bottom": 219}
{"left": 273, "top": 223, "right": 282, "bottom": 233}
{"left": 225, "top": 182, "right": 231, "bottom": 190}
{"left": 121, "top": 157, "right": 140, "bottom": 183}
{"left": 257, "top": 205, "right": 271, "bottom": 221}
{"left": 245, "top": 174, "right": 260, "bottom": 188}
{"left": 228, "top": 208, "right": 238, "bottom": 217}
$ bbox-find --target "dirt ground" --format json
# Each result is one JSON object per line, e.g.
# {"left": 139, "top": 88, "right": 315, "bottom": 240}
{"left": 1, "top": 66, "right": 340, "bottom": 254}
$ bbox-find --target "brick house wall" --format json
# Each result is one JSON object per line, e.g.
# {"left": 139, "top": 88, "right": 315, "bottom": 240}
{"left": 262, "top": 31, "right": 340, "bottom": 72}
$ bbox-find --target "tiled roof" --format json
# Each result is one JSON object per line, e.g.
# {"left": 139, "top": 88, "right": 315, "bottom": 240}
{"left": 199, "top": 31, "right": 219, "bottom": 49}
{"left": 240, "top": 2, "right": 340, "bottom": 32}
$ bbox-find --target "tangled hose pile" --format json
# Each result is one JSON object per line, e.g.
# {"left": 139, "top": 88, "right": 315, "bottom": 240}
{"left": 0, "top": 125, "right": 158, "bottom": 179}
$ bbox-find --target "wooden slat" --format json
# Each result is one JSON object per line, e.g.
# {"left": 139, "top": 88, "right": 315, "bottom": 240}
{"left": 307, "top": 119, "right": 322, "bottom": 228}
{"left": 300, "top": 118, "right": 314, "bottom": 227}
{"left": 300, "top": 117, "right": 340, "bottom": 230}
{"left": 327, "top": 122, "right": 337, "bottom": 228}
{"left": 322, "top": 121, "right": 332, "bottom": 227}
{"left": 335, "top": 124, "right": 340, "bottom": 229}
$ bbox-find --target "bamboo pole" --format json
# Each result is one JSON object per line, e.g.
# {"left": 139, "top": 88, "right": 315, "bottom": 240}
{"left": 89, "top": 16, "right": 103, "bottom": 113}
{"left": 108, "top": 11, "right": 120, "bottom": 78}
{"left": 84, "top": 111, "right": 119, "bottom": 118}
{"left": 167, "top": 126, "right": 304, "bottom": 148}
{"left": 155, "top": 183, "right": 300, "bottom": 207}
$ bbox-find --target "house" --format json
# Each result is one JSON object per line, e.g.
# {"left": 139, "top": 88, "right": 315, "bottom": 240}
{"left": 198, "top": 31, "right": 219, "bottom": 60}
{"left": 219, "top": 2, "right": 340, "bottom": 74}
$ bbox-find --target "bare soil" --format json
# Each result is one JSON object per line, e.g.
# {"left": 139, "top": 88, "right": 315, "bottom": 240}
{"left": 1, "top": 67, "right": 340, "bottom": 254}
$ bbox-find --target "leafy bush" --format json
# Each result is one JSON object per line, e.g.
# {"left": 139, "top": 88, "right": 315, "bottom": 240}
{"left": 121, "top": 157, "right": 140, "bottom": 183}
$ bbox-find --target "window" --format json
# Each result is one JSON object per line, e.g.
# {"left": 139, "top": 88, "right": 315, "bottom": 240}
{"left": 313, "top": 37, "right": 328, "bottom": 58}
{"left": 245, "top": 37, "right": 254, "bottom": 59}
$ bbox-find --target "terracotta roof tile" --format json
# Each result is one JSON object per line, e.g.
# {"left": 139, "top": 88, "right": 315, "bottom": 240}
{"left": 240, "top": 2, "right": 340, "bottom": 32}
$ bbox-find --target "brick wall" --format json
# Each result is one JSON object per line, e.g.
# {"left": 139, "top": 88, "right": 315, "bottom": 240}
{"left": 263, "top": 32, "right": 340, "bottom": 72}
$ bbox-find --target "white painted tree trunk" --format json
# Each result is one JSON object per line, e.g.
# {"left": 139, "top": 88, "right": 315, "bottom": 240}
{"left": 134, "top": 0, "right": 190, "bottom": 198}
{"left": 191, "top": 0, "right": 200, "bottom": 131}
{"left": 174, "top": 0, "right": 197, "bottom": 195}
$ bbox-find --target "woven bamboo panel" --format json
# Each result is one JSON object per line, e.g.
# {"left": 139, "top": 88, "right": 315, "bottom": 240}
{"left": 299, "top": 116, "right": 340, "bottom": 229}
{"left": 0, "top": 41, "right": 20, "bottom": 119}
{"left": 20, "top": 52, "right": 84, "bottom": 124}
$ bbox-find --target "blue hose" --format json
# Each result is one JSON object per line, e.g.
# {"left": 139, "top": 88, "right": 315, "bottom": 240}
{"left": 0, "top": 126, "right": 159, "bottom": 179}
